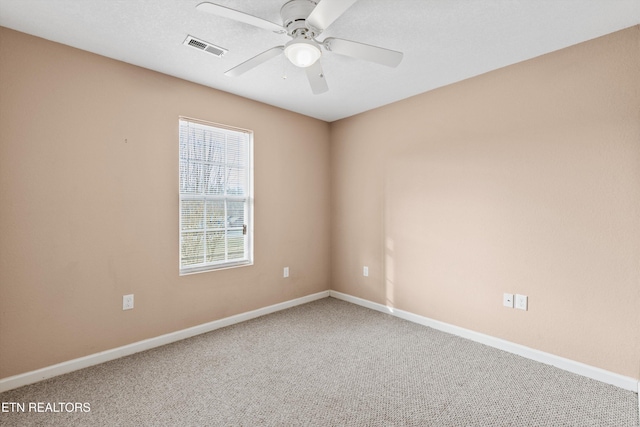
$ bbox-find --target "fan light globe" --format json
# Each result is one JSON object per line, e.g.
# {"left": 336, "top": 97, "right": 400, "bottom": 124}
{"left": 284, "top": 38, "right": 321, "bottom": 68}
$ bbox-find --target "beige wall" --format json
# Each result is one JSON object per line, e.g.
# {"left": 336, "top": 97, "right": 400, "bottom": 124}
{"left": 2, "top": 24, "right": 639, "bottom": 382}
{"left": 0, "top": 27, "right": 331, "bottom": 378}
{"left": 331, "top": 26, "right": 640, "bottom": 378}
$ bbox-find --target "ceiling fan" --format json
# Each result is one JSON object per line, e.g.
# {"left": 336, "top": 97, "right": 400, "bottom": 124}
{"left": 196, "top": 0, "right": 404, "bottom": 94}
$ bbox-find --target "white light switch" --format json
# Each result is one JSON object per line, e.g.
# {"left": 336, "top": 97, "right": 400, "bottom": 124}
{"left": 363, "top": 266, "right": 369, "bottom": 277}
{"left": 283, "top": 267, "right": 289, "bottom": 278}
{"left": 503, "top": 293, "right": 514, "bottom": 308}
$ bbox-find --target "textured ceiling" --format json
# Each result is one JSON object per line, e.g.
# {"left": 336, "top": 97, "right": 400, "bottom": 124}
{"left": 0, "top": 0, "right": 639, "bottom": 122}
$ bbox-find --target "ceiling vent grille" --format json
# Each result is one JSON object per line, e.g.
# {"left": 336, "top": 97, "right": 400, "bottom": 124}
{"left": 184, "top": 35, "right": 228, "bottom": 58}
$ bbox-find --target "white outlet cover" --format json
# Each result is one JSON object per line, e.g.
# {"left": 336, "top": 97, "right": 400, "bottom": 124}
{"left": 515, "top": 294, "right": 528, "bottom": 311}
{"left": 503, "top": 293, "right": 514, "bottom": 308}
{"left": 123, "top": 294, "right": 134, "bottom": 310}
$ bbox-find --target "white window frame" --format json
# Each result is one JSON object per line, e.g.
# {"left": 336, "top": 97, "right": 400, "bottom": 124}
{"left": 178, "top": 117, "right": 254, "bottom": 275}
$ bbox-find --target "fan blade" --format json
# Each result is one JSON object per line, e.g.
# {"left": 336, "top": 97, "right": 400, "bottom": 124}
{"left": 225, "top": 46, "right": 284, "bottom": 77}
{"left": 306, "top": 0, "right": 359, "bottom": 31}
{"left": 323, "top": 37, "right": 403, "bottom": 68}
{"left": 196, "top": 2, "right": 285, "bottom": 34}
{"left": 305, "top": 60, "right": 329, "bottom": 94}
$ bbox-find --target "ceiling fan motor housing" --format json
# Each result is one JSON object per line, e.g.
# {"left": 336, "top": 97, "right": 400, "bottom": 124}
{"left": 280, "top": 0, "right": 320, "bottom": 37}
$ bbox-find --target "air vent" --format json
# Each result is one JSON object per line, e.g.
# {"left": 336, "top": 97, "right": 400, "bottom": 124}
{"left": 183, "top": 35, "right": 228, "bottom": 58}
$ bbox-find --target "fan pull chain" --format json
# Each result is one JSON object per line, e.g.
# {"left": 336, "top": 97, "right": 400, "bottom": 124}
{"left": 281, "top": 54, "right": 287, "bottom": 80}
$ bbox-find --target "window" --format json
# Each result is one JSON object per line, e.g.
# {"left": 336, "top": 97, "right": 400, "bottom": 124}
{"left": 179, "top": 117, "right": 253, "bottom": 275}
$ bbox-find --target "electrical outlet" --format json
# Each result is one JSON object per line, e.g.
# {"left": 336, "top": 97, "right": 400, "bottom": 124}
{"left": 283, "top": 267, "right": 289, "bottom": 278}
{"left": 363, "top": 266, "right": 369, "bottom": 277}
{"left": 123, "top": 294, "right": 134, "bottom": 310}
{"left": 503, "top": 293, "right": 514, "bottom": 308}
{"left": 515, "top": 294, "right": 528, "bottom": 311}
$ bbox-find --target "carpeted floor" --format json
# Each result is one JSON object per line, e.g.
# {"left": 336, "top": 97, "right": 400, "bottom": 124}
{"left": 0, "top": 297, "right": 638, "bottom": 426}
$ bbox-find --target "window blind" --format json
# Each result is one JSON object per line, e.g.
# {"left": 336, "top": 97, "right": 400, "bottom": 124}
{"left": 179, "top": 118, "right": 253, "bottom": 274}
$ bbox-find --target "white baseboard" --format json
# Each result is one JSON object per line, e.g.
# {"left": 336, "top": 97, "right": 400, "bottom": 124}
{"left": 329, "top": 290, "right": 639, "bottom": 393}
{"left": 0, "top": 290, "right": 330, "bottom": 393}
{"left": 2, "top": 289, "right": 637, "bottom": 397}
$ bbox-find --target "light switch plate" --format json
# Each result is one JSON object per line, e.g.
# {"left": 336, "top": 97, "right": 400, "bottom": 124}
{"left": 503, "top": 293, "right": 514, "bottom": 308}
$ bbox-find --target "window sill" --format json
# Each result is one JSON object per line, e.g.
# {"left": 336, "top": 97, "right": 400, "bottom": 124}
{"left": 179, "top": 260, "right": 253, "bottom": 276}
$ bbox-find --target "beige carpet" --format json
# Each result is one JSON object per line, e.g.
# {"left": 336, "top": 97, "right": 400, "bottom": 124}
{"left": 0, "top": 297, "right": 638, "bottom": 426}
